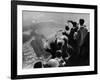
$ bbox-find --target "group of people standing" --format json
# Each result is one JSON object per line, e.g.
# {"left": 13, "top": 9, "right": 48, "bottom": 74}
{"left": 42, "top": 18, "right": 89, "bottom": 67}
{"left": 23, "top": 18, "right": 89, "bottom": 68}
{"left": 63, "top": 19, "right": 89, "bottom": 66}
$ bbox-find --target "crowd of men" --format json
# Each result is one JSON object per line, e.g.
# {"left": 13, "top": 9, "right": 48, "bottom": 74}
{"left": 23, "top": 18, "right": 89, "bottom": 68}
{"left": 32, "top": 19, "right": 89, "bottom": 68}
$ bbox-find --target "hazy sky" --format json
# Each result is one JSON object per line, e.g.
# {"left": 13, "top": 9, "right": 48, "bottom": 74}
{"left": 22, "top": 11, "right": 90, "bottom": 39}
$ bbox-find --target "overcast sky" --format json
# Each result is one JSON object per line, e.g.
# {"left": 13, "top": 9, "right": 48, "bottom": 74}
{"left": 22, "top": 11, "right": 90, "bottom": 39}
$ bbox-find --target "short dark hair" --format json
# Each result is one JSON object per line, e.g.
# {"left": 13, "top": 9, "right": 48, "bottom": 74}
{"left": 73, "top": 22, "right": 77, "bottom": 27}
{"left": 55, "top": 50, "right": 62, "bottom": 58}
{"left": 65, "top": 26, "right": 69, "bottom": 31}
{"left": 74, "top": 27, "right": 78, "bottom": 32}
{"left": 79, "top": 19, "right": 85, "bottom": 26}
{"left": 34, "top": 62, "right": 42, "bottom": 68}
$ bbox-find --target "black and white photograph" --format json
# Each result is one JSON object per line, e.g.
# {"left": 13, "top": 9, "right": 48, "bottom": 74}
{"left": 11, "top": 1, "right": 97, "bottom": 79}
{"left": 22, "top": 11, "right": 90, "bottom": 69}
